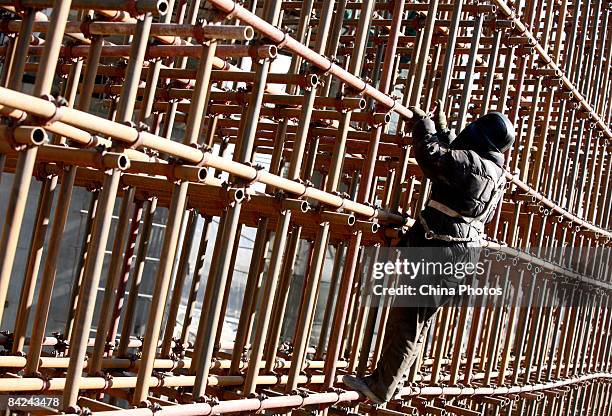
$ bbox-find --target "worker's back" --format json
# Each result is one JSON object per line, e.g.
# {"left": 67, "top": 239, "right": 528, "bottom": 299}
{"left": 402, "top": 111, "right": 515, "bottom": 247}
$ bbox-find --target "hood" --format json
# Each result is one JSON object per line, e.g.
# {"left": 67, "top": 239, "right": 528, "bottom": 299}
{"left": 451, "top": 112, "right": 515, "bottom": 157}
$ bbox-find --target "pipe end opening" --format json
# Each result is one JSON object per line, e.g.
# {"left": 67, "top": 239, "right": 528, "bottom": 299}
{"left": 308, "top": 73, "right": 319, "bottom": 87}
{"left": 268, "top": 45, "right": 278, "bottom": 59}
{"left": 234, "top": 188, "right": 245, "bottom": 202}
{"left": 157, "top": 0, "right": 169, "bottom": 15}
{"left": 117, "top": 155, "right": 130, "bottom": 170}
{"left": 244, "top": 26, "right": 255, "bottom": 41}
{"left": 198, "top": 167, "right": 208, "bottom": 181}
{"left": 31, "top": 127, "right": 47, "bottom": 145}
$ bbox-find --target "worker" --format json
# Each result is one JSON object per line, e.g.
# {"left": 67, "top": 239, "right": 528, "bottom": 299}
{"left": 343, "top": 101, "right": 515, "bottom": 404}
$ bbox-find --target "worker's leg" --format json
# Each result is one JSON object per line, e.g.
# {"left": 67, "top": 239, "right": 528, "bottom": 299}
{"left": 364, "top": 305, "right": 438, "bottom": 402}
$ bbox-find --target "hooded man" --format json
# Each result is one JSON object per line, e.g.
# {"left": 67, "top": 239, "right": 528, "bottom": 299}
{"left": 343, "top": 101, "right": 516, "bottom": 404}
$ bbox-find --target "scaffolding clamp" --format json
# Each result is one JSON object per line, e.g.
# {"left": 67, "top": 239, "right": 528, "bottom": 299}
{"left": 147, "top": 402, "right": 162, "bottom": 413}
{"left": 289, "top": 388, "right": 310, "bottom": 409}
{"left": 79, "top": 15, "right": 97, "bottom": 40}
{"left": 125, "top": 121, "right": 148, "bottom": 150}
{"left": 125, "top": 353, "right": 138, "bottom": 372}
{"left": 269, "top": 371, "right": 282, "bottom": 386}
{"left": 247, "top": 392, "right": 268, "bottom": 413}
{"left": 51, "top": 331, "right": 68, "bottom": 357}
{"left": 95, "top": 371, "right": 114, "bottom": 390}
{"left": 326, "top": 387, "right": 347, "bottom": 408}
{"left": 248, "top": 162, "right": 266, "bottom": 184}
{"left": 28, "top": 369, "right": 52, "bottom": 392}
{"left": 171, "top": 337, "right": 186, "bottom": 360}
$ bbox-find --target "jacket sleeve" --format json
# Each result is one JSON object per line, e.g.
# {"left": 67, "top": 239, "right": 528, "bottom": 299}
{"left": 412, "top": 118, "right": 471, "bottom": 186}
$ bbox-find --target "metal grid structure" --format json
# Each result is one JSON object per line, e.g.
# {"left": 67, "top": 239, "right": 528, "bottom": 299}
{"left": 0, "top": 0, "right": 610, "bottom": 414}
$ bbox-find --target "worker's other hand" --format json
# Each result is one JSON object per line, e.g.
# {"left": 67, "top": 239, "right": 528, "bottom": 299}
{"left": 405, "top": 106, "right": 428, "bottom": 132}
{"left": 413, "top": 116, "right": 436, "bottom": 139}
{"left": 433, "top": 99, "right": 448, "bottom": 132}
{"left": 409, "top": 106, "right": 428, "bottom": 120}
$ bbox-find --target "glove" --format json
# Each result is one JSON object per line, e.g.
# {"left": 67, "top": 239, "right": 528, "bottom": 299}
{"left": 413, "top": 117, "right": 436, "bottom": 140}
{"left": 433, "top": 99, "right": 448, "bottom": 133}
{"left": 409, "top": 106, "right": 428, "bottom": 120}
{"left": 404, "top": 106, "right": 428, "bottom": 133}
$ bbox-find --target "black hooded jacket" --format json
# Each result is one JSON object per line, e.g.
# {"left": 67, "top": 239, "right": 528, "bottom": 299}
{"left": 402, "top": 117, "right": 507, "bottom": 247}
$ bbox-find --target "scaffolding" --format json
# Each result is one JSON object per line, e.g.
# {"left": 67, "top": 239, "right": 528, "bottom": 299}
{"left": 0, "top": 0, "right": 610, "bottom": 414}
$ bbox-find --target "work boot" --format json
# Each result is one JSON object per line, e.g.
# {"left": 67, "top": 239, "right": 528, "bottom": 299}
{"left": 342, "top": 375, "right": 385, "bottom": 404}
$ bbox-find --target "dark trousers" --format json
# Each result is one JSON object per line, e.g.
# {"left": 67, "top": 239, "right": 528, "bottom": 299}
{"left": 366, "top": 221, "right": 475, "bottom": 401}
{"left": 364, "top": 305, "right": 438, "bottom": 401}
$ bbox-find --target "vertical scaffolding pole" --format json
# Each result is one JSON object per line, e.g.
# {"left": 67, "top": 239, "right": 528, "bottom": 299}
{"left": 63, "top": 13, "right": 153, "bottom": 411}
